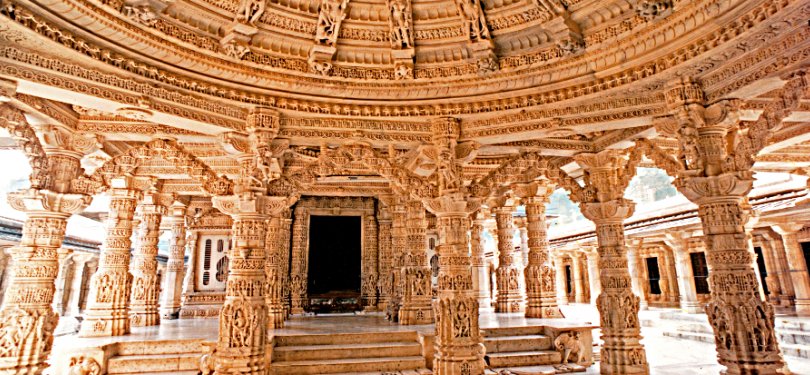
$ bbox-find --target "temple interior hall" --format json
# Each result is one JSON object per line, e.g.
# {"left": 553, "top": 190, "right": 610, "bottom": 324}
{"left": 0, "top": 0, "right": 810, "bottom": 374}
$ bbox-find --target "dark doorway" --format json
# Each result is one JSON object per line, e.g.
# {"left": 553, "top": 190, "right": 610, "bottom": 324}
{"left": 645, "top": 257, "right": 661, "bottom": 295}
{"left": 754, "top": 246, "right": 769, "bottom": 295}
{"left": 802, "top": 242, "right": 810, "bottom": 278}
{"left": 690, "top": 252, "right": 710, "bottom": 294}
{"left": 307, "top": 215, "right": 362, "bottom": 299}
{"left": 565, "top": 265, "right": 573, "bottom": 295}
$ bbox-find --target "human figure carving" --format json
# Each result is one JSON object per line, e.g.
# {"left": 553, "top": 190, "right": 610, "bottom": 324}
{"left": 454, "top": 0, "right": 490, "bottom": 41}
{"left": 235, "top": 0, "right": 266, "bottom": 25}
{"left": 315, "top": 0, "right": 349, "bottom": 46}
{"left": 387, "top": 0, "right": 412, "bottom": 49}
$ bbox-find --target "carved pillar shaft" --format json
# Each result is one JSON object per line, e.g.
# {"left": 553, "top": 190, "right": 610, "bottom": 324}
{"left": 129, "top": 203, "right": 165, "bottom": 327}
{"left": 585, "top": 251, "right": 601, "bottom": 305}
{"left": 281, "top": 212, "right": 292, "bottom": 316}
{"left": 571, "top": 254, "right": 586, "bottom": 303}
{"left": 671, "top": 246, "right": 701, "bottom": 314}
{"left": 52, "top": 253, "right": 73, "bottom": 315}
{"left": 626, "top": 244, "right": 648, "bottom": 310}
{"left": 471, "top": 216, "right": 491, "bottom": 311}
{"left": 290, "top": 206, "right": 309, "bottom": 314}
{"left": 400, "top": 201, "right": 433, "bottom": 324}
{"left": 494, "top": 206, "right": 523, "bottom": 313}
{"left": 80, "top": 187, "right": 140, "bottom": 337}
{"left": 362, "top": 215, "right": 379, "bottom": 309}
{"left": 523, "top": 196, "right": 562, "bottom": 318}
{"left": 377, "top": 215, "right": 393, "bottom": 310}
{"left": 696, "top": 195, "right": 784, "bottom": 374}
{"left": 0, "top": 190, "right": 86, "bottom": 373}
{"left": 773, "top": 224, "right": 810, "bottom": 315}
{"left": 584, "top": 201, "right": 648, "bottom": 375}
{"left": 431, "top": 208, "right": 483, "bottom": 375}
{"left": 160, "top": 205, "right": 186, "bottom": 320}
{"left": 390, "top": 204, "right": 407, "bottom": 306}
{"left": 265, "top": 215, "right": 285, "bottom": 328}
{"left": 181, "top": 231, "right": 198, "bottom": 299}
{"left": 65, "top": 255, "right": 92, "bottom": 317}
{"left": 554, "top": 255, "right": 568, "bottom": 306}
{"left": 758, "top": 239, "right": 782, "bottom": 303}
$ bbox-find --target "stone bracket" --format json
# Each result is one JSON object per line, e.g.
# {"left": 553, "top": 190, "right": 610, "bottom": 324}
{"left": 308, "top": 44, "right": 337, "bottom": 76}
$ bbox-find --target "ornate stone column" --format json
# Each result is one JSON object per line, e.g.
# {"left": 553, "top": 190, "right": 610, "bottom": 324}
{"left": 554, "top": 254, "right": 568, "bottom": 306}
{"left": 53, "top": 252, "right": 74, "bottom": 315}
{"left": 65, "top": 253, "right": 94, "bottom": 318}
{"left": 290, "top": 205, "right": 309, "bottom": 314}
{"left": 571, "top": 252, "right": 586, "bottom": 303}
{"left": 766, "top": 231, "right": 796, "bottom": 306}
{"left": 573, "top": 150, "right": 648, "bottom": 374}
{"left": 280, "top": 210, "right": 293, "bottom": 317}
{"left": 772, "top": 223, "right": 810, "bottom": 316}
{"left": 424, "top": 193, "right": 484, "bottom": 375}
{"left": 212, "top": 194, "right": 287, "bottom": 374}
{"left": 626, "top": 240, "right": 649, "bottom": 310}
{"left": 390, "top": 202, "right": 407, "bottom": 310}
{"left": 399, "top": 200, "right": 433, "bottom": 324}
{"left": 515, "top": 217, "right": 529, "bottom": 269}
{"left": 471, "top": 211, "right": 492, "bottom": 311}
{"left": 492, "top": 202, "right": 524, "bottom": 313}
{"left": 80, "top": 177, "right": 141, "bottom": 337}
{"left": 129, "top": 189, "right": 167, "bottom": 327}
{"left": 361, "top": 214, "right": 379, "bottom": 309}
{"left": 160, "top": 200, "right": 187, "bottom": 320}
{"left": 515, "top": 182, "right": 562, "bottom": 318}
{"left": 377, "top": 207, "right": 393, "bottom": 311}
{"left": 665, "top": 233, "right": 701, "bottom": 314}
{"left": 181, "top": 231, "right": 198, "bottom": 299}
{"left": 265, "top": 213, "right": 286, "bottom": 328}
{"left": 0, "top": 189, "right": 90, "bottom": 373}
{"left": 661, "top": 248, "right": 679, "bottom": 306}
{"left": 585, "top": 248, "right": 601, "bottom": 305}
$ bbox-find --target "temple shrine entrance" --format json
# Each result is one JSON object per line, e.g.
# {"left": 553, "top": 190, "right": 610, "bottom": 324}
{"left": 307, "top": 215, "right": 362, "bottom": 313}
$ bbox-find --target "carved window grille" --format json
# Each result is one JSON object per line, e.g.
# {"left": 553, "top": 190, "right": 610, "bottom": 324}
{"left": 690, "top": 252, "right": 710, "bottom": 294}
{"left": 645, "top": 257, "right": 661, "bottom": 295}
{"left": 197, "top": 235, "right": 230, "bottom": 291}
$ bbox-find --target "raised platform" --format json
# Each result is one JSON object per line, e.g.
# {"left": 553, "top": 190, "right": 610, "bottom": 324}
{"left": 49, "top": 312, "right": 596, "bottom": 375}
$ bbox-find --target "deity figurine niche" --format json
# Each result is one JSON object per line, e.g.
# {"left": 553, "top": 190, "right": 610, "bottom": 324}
{"left": 316, "top": 0, "right": 350, "bottom": 47}
{"left": 387, "top": 0, "right": 413, "bottom": 49}
{"left": 454, "top": 0, "right": 490, "bottom": 41}
{"left": 234, "top": 0, "right": 266, "bottom": 25}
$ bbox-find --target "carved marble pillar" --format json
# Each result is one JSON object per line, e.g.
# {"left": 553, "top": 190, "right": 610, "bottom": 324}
{"left": 757, "top": 236, "right": 783, "bottom": 305}
{"left": 661, "top": 248, "right": 680, "bottom": 305}
{"left": 212, "top": 194, "right": 286, "bottom": 374}
{"left": 181, "top": 231, "right": 198, "bottom": 299}
{"left": 471, "top": 212, "right": 492, "bottom": 311}
{"left": 129, "top": 193, "right": 166, "bottom": 327}
{"left": 626, "top": 241, "right": 649, "bottom": 310}
{"left": 377, "top": 209, "right": 393, "bottom": 311}
{"left": 573, "top": 149, "right": 648, "bottom": 374}
{"left": 0, "top": 189, "right": 89, "bottom": 374}
{"left": 65, "top": 253, "right": 93, "bottom": 318}
{"left": 772, "top": 223, "right": 810, "bottom": 316}
{"left": 554, "top": 254, "right": 568, "bottom": 306}
{"left": 425, "top": 194, "right": 484, "bottom": 375}
{"left": 160, "top": 201, "right": 186, "bottom": 320}
{"left": 585, "top": 249, "right": 601, "bottom": 305}
{"left": 399, "top": 200, "right": 433, "bottom": 324}
{"left": 666, "top": 233, "right": 701, "bottom": 314}
{"left": 265, "top": 214, "right": 285, "bottom": 328}
{"left": 493, "top": 204, "right": 524, "bottom": 313}
{"left": 767, "top": 231, "right": 796, "bottom": 306}
{"left": 80, "top": 180, "right": 141, "bottom": 337}
{"left": 281, "top": 211, "right": 292, "bottom": 317}
{"left": 515, "top": 182, "right": 562, "bottom": 318}
{"left": 361, "top": 214, "right": 379, "bottom": 309}
{"left": 390, "top": 203, "right": 407, "bottom": 309}
{"left": 290, "top": 206, "right": 309, "bottom": 314}
{"left": 53, "top": 252, "right": 74, "bottom": 315}
{"left": 515, "top": 218, "right": 529, "bottom": 269}
{"left": 571, "top": 252, "right": 586, "bottom": 303}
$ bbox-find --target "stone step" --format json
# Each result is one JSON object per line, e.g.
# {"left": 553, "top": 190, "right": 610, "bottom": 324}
{"left": 778, "top": 329, "right": 810, "bottom": 345}
{"left": 106, "top": 353, "right": 201, "bottom": 374}
{"left": 780, "top": 343, "right": 810, "bottom": 359}
{"left": 114, "top": 339, "right": 206, "bottom": 356}
{"left": 675, "top": 322, "right": 713, "bottom": 334}
{"left": 270, "top": 355, "right": 426, "bottom": 374}
{"left": 273, "top": 341, "right": 423, "bottom": 362}
{"left": 776, "top": 319, "right": 810, "bottom": 332}
{"left": 659, "top": 311, "right": 709, "bottom": 323}
{"left": 485, "top": 350, "right": 561, "bottom": 368}
{"left": 484, "top": 334, "right": 552, "bottom": 353}
{"left": 481, "top": 325, "right": 544, "bottom": 338}
{"left": 662, "top": 330, "right": 715, "bottom": 344}
{"left": 274, "top": 331, "right": 418, "bottom": 347}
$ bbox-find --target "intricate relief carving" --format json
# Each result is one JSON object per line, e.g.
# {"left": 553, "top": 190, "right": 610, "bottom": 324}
{"left": 454, "top": 0, "right": 490, "bottom": 41}
{"left": 67, "top": 355, "right": 101, "bottom": 375}
{"left": 315, "top": 0, "right": 349, "bottom": 47}
{"left": 636, "top": 0, "right": 674, "bottom": 21}
{"left": 235, "top": 0, "right": 266, "bottom": 25}
{"left": 387, "top": 0, "right": 413, "bottom": 49}
{"left": 0, "top": 104, "right": 50, "bottom": 190}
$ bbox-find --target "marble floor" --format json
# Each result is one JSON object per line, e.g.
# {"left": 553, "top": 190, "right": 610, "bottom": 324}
{"left": 50, "top": 305, "right": 810, "bottom": 374}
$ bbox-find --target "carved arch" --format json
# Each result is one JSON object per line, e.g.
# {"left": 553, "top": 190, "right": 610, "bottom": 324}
{"left": 0, "top": 104, "right": 50, "bottom": 190}
{"left": 318, "top": 143, "right": 437, "bottom": 199}
{"left": 469, "top": 151, "right": 583, "bottom": 199}
{"left": 87, "top": 138, "right": 233, "bottom": 195}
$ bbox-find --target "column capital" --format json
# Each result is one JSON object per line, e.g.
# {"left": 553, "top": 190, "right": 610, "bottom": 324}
{"left": 212, "top": 194, "right": 290, "bottom": 218}
{"left": 771, "top": 222, "right": 805, "bottom": 236}
{"left": 579, "top": 199, "right": 635, "bottom": 223}
{"left": 7, "top": 189, "right": 92, "bottom": 216}
{"left": 573, "top": 149, "right": 639, "bottom": 203}
{"left": 423, "top": 192, "right": 480, "bottom": 216}
{"left": 512, "top": 180, "right": 555, "bottom": 201}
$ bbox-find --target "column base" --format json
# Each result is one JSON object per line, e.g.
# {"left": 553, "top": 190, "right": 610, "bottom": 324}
{"left": 680, "top": 300, "right": 703, "bottom": 314}
{"left": 160, "top": 307, "right": 181, "bottom": 320}
{"left": 525, "top": 305, "right": 564, "bottom": 319}
{"left": 269, "top": 306, "right": 285, "bottom": 329}
{"left": 290, "top": 308, "right": 306, "bottom": 315}
{"left": 399, "top": 302, "right": 433, "bottom": 325}
{"left": 130, "top": 311, "right": 160, "bottom": 327}
{"left": 794, "top": 299, "right": 810, "bottom": 316}
{"left": 78, "top": 314, "right": 130, "bottom": 337}
{"left": 495, "top": 295, "right": 525, "bottom": 313}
